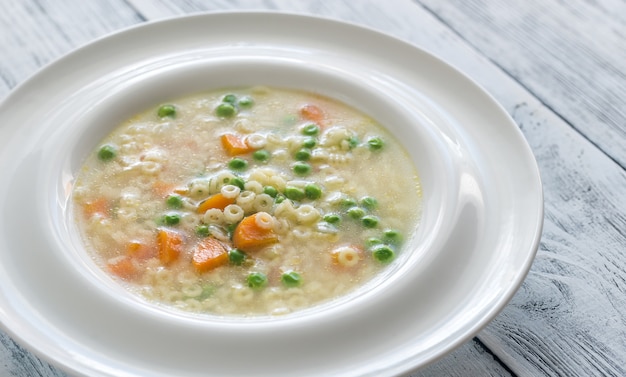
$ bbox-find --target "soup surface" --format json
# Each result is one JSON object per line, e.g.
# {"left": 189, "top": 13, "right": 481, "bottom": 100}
{"left": 73, "top": 87, "right": 421, "bottom": 316}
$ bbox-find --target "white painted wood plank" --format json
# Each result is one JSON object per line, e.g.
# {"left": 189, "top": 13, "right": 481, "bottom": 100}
{"left": 417, "top": 0, "right": 626, "bottom": 168}
{"left": 0, "top": 0, "right": 143, "bottom": 98}
{"left": 2, "top": 0, "right": 625, "bottom": 376}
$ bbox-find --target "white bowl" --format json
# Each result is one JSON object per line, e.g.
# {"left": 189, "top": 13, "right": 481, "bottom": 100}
{"left": 0, "top": 12, "right": 543, "bottom": 377}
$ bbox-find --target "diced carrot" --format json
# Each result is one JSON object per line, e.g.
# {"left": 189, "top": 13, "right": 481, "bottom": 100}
{"left": 191, "top": 237, "right": 229, "bottom": 273}
{"left": 299, "top": 104, "right": 325, "bottom": 123}
{"left": 153, "top": 182, "right": 188, "bottom": 198}
{"left": 221, "top": 133, "right": 253, "bottom": 156}
{"left": 157, "top": 229, "right": 183, "bottom": 265}
{"left": 126, "top": 240, "right": 157, "bottom": 260}
{"left": 197, "top": 192, "right": 235, "bottom": 214}
{"left": 232, "top": 213, "right": 278, "bottom": 251}
{"left": 83, "top": 197, "right": 109, "bottom": 218}
{"left": 107, "top": 256, "right": 137, "bottom": 280}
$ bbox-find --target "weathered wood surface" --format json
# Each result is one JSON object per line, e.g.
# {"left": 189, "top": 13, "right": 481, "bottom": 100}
{"left": 1, "top": 0, "right": 625, "bottom": 376}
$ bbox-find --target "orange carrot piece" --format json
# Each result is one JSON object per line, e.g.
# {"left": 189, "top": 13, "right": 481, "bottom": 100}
{"left": 197, "top": 193, "right": 235, "bottom": 214}
{"left": 126, "top": 240, "right": 157, "bottom": 260}
{"left": 157, "top": 229, "right": 183, "bottom": 265}
{"left": 107, "top": 256, "right": 137, "bottom": 280}
{"left": 191, "top": 237, "right": 229, "bottom": 273}
{"left": 153, "top": 182, "right": 188, "bottom": 198}
{"left": 221, "top": 133, "right": 253, "bottom": 156}
{"left": 232, "top": 213, "right": 278, "bottom": 251}
{"left": 299, "top": 104, "right": 325, "bottom": 123}
{"left": 83, "top": 197, "right": 109, "bottom": 218}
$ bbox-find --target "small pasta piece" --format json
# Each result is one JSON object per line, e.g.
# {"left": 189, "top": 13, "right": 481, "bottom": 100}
{"left": 181, "top": 284, "right": 203, "bottom": 297}
{"left": 177, "top": 270, "right": 199, "bottom": 285}
{"left": 273, "top": 218, "right": 290, "bottom": 235}
{"left": 223, "top": 204, "right": 245, "bottom": 223}
{"left": 292, "top": 226, "right": 312, "bottom": 240}
{"left": 244, "top": 180, "right": 263, "bottom": 194}
{"left": 254, "top": 212, "right": 275, "bottom": 230}
{"left": 269, "top": 174, "right": 287, "bottom": 191}
{"left": 254, "top": 193, "right": 274, "bottom": 212}
{"left": 189, "top": 179, "right": 210, "bottom": 197}
{"left": 210, "top": 171, "right": 236, "bottom": 194}
{"left": 231, "top": 285, "right": 254, "bottom": 303}
{"left": 221, "top": 184, "right": 241, "bottom": 199}
{"left": 234, "top": 118, "right": 255, "bottom": 133}
{"left": 115, "top": 207, "right": 137, "bottom": 222}
{"left": 203, "top": 208, "right": 224, "bottom": 224}
{"left": 274, "top": 200, "right": 297, "bottom": 220}
{"left": 140, "top": 161, "right": 161, "bottom": 174}
{"left": 296, "top": 204, "right": 320, "bottom": 224}
{"left": 236, "top": 191, "right": 256, "bottom": 212}
{"left": 246, "top": 133, "right": 266, "bottom": 149}
{"left": 333, "top": 246, "right": 361, "bottom": 267}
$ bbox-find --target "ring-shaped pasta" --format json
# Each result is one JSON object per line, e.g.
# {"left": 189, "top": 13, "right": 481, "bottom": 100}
{"left": 203, "top": 208, "right": 224, "bottom": 224}
{"left": 254, "top": 193, "right": 274, "bottom": 213}
{"left": 246, "top": 133, "right": 266, "bottom": 149}
{"left": 221, "top": 184, "right": 241, "bottom": 199}
{"left": 254, "top": 212, "right": 275, "bottom": 230}
{"left": 296, "top": 204, "right": 320, "bottom": 224}
{"left": 223, "top": 204, "right": 245, "bottom": 223}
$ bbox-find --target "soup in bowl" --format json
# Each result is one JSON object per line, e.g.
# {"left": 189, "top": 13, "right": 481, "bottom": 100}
{"left": 72, "top": 86, "right": 422, "bottom": 317}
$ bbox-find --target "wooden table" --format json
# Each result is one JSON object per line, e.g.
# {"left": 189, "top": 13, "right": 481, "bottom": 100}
{"left": 1, "top": 1, "right": 625, "bottom": 376}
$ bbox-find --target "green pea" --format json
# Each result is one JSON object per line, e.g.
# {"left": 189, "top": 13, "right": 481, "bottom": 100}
{"left": 163, "top": 213, "right": 180, "bottom": 226}
{"left": 323, "top": 213, "right": 341, "bottom": 224}
{"left": 361, "top": 215, "right": 379, "bottom": 228}
{"left": 294, "top": 148, "right": 311, "bottom": 161}
{"left": 372, "top": 244, "right": 395, "bottom": 263}
{"left": 367, "top": 136, "right": 384, "bottom": 150}
{"left": 247, "top": 272, "right": 268, "bottom": 288}
{"left": 197, "top": 284, "right": 215, "bottom": 300}
{"left": 293, "top": 162, "right": 312, "bottom": 176}
{"left": 196, "top": 225, "right": 210, "bottom": 237}
{"left": 340, "top": 197, "right": 357, "bottom": 208}
{"left": 253, "top": 149, "right": 270, "bottom": 162}
{"left": 228, "top": 158, "right": 248, "bottom": 171}
{"left": 284, "top": 186, "right": 305, "bottom": 201}
{"left": 166, "top": 194, "right": 183, "bottom": 209}
{"left": 229, "top": 249, "right": 247, "bottom": 266}
{"left": 216, "top": 103, "right": 237, "bottom": 118}
{"left": 238, "top": 96, "right": 254, "bottom": 108}
{"left": 365, "top": 237, "right": 383, "bottom": 248}
{"left": 97, "top": 144, "right": 117, "bottom": 161}
{"left": 360, "top": 196, "right": 378, "bottom": 210}
{"left": 302, "top": 123, "right": 320, "bottom": 136}
{"left": 226, "top": 223, "right": 238, "bottom": 238}
{"left": 275, "top": 194, "right": 286, "bottom": 204}
{"left": 157, "top": 104, "right": 176, "bottom": 118}
{"left": 263, "top": 186, "right": 278, "bottom": 198}
{"left": 282, "top": 114, "right": 298, "bottom": 126}
{"left": 383, "top": 229, "right": 403, "bottom": 245}
{"left": 230, "top": 176, "right": 246, "bottom": 190}
{"left": 347, "top": 136, "right": 359, "bottom": 149}
{"left": 302, "top": 138, "right": 317, "bottom": 149}
{"left": 347, "top": 206, "right": 365, "bottom": 219}
{"left": 222, "top": 94, "right": 237, "bottom": 104}
{"left": 305, "top": 183, "right": 322, "bottom": 200}
{"left": 281, "top": 271, "right": 302, "bottom": 287}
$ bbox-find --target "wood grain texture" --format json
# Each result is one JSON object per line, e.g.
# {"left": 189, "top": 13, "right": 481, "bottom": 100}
{"left": 1, "top": 0, "right": 625, "bottom": 376}
{"left": 0, "top": 0, "right": 143, "bottom": 98}
{"left": 417, "top": 0, "right": 626, "bottom": 169}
